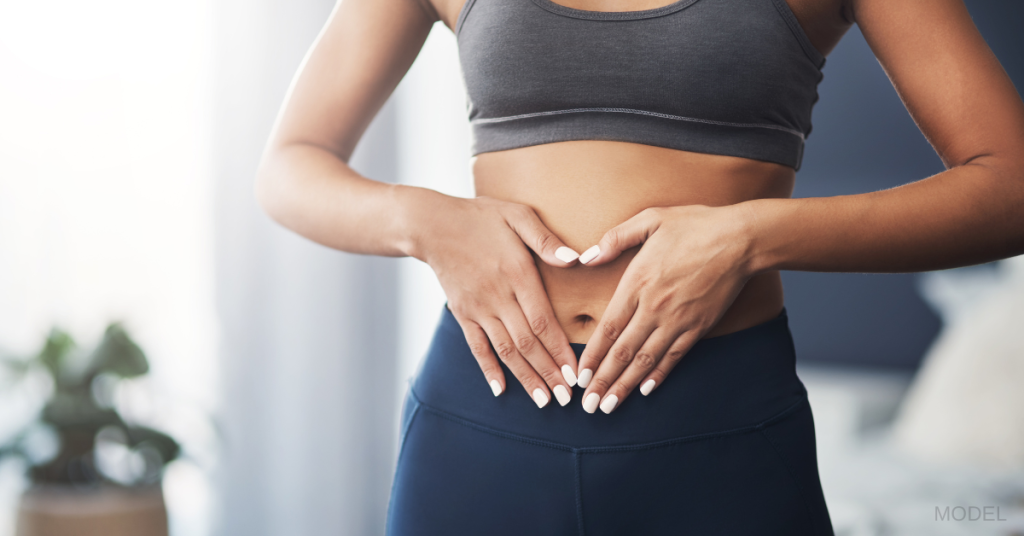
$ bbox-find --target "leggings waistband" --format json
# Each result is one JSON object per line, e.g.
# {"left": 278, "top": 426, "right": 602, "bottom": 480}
{"left": 411, "top": 305, "right": 808, "bottom": 448}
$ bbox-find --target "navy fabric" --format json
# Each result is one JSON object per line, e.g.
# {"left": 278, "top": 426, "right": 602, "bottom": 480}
{"left": 387, "top": 305, "right": 834, "bottom": 535}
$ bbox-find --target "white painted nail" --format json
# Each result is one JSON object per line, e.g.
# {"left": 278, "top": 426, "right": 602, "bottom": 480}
{"left": 532, "top": 388, "right": 549, "bottom": 408}
{"left": 577, "top": 368, "right": 593, "bottom": 388}
{"left": 490, "top": 380, "right": 503, "bottom": 397}
{"left": 555, "top": 246, "right": 580, "bottom": 264}
{"left": 553, "top": 385, "right": 571, "bottom": 406}
{"left": 561, "top": 365, "right": 578, "bottom": 387}
{"left": 600, "top": 394, "right": 619, "bottom": 414}
{"left": 640, "top": 379, "right": 656, "bottom": 396}
{"left": 579, "top": 245, "right": 601, "bottom": 264}
{"left": 583, "top": 392, "right": 600, "bottom": 413}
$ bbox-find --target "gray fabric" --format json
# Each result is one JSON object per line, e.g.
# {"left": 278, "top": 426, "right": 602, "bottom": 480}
{"left": 456, "top": 0, "right": 825, "bottom": 170}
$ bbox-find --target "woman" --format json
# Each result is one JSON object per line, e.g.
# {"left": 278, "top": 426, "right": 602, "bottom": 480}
{"left": 255, "top": 0, "right": 1024, "bottom": 533}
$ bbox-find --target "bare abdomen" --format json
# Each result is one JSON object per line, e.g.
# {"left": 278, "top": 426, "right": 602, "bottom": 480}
{"left": 472, "top": 140, "right": 795, "bottom": 344}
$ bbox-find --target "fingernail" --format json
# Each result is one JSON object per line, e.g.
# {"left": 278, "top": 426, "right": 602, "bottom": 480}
{"left": 600, "top": 394, "right": 619, "bottom": 414}
{"left": 553, "top": 385, "right": 571, "bottom": 406}
{"left": 555, "top": 246, "right": 580, "bottom": 264}
{"left": 532, "top": 388, "right": 550, "bottom": 408}
{"left": 490, "top": 380, "right": 503, "bottom": 397}
{"left": 640, "top": 379, "right": 655, "bottom": 396}
{"left": 577, "top": 368, "right": 593, "bottom": 388}
{"left": 561, "top": 365, "right": 578, "bottom": 387}
{"left": 579, "top": 245, "right": 601, "bottom": 264}
{"left": 583, "top": 392, "right": 600, "bottom": 413}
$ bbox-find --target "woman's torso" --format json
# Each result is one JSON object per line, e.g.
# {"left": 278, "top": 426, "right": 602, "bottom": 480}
{"left": 435, "top": 0, "right": 852, "bottom": 344}
{"left": 475, "top": 143, "right": 793, "bottom": 342}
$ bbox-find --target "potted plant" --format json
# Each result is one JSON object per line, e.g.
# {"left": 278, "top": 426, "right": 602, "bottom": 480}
{"left": 0, "top": 324, "right": 180, "bottom": 536}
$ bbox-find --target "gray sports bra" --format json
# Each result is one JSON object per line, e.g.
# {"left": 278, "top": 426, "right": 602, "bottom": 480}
{"left": 455, "top": 0, "right": 825, "bottom": 170}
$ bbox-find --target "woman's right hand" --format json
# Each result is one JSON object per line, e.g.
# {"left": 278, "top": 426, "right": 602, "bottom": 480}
{"left": 404, "top": 188, "right": 581, "bottom": 408}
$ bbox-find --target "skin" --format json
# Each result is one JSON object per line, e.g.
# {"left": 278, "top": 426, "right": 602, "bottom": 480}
{"left": 255, "top": 0, "right": 1024, "bottom": 413}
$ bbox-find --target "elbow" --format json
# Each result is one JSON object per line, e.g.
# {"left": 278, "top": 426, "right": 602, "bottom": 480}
{"left": 254, "top": 156, "right": 288, "bottom": 225}
{"left": 976, "top": 152, "right": 1024, "bottom": 255}
{"left": 997, "top": 140, "right": 1024, "bottom": 181}
{"left": 960, "top": 149, "right": 1024, "bottom": 184}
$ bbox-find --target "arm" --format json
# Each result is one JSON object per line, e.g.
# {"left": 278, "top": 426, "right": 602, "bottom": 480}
{"left": 571, "top": 0, "right": 1024, "bottom": 414}
{"left": 255, "top": 0, "right": 433, "bottom": 257}
{"left": 257, "top": 0, "right": 583, "bottom": 407}
{"left": 746, "top": 0, "right": 1024, "bottom": 273}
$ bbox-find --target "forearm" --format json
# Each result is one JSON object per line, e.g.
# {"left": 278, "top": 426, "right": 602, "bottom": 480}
{"left": 744, "top": 155, "right": 1024, "bottom": 274}
{"left": 255, "top": 142, "right": 436, "bottom": 258}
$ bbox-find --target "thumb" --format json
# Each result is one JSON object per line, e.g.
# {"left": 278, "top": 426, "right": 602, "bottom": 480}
{"left": 505, "top": 205, "right": 580, "bottom": 267}
{"left": 579, "top": 207, "right": 664, "bottom": 266}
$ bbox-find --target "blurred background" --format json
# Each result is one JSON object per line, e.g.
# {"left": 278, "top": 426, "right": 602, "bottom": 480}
{"left": 0, "top": 0, "right": 1022, "bottom": 535}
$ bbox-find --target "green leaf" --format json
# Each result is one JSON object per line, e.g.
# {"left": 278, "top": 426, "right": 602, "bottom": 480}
{"left": 38, "top": 329, "right": 75, "bottom": 378}
{"left": 125, "top": 425, "right": 180, "bottom": 465}
{"left": 41, "top": 391, "right": 121, "bottom": 429}
{"left": 86, "top": 324, "right": 148, "bottom": 379}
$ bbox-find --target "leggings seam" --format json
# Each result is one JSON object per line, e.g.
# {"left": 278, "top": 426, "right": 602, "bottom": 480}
{"left": 398, "top": 404, "right": 421, "bottom": 455}
{"left": 411, "top": 391, "right": 576, "bottom": 452}
{"left": 574, "top": 452, "right": 585, "bottom": 536}
{"left": 759, "top": 400, "right": 820, "bottom": 534}
{"left": 409, "top": 388, "right": 805, "bottom": 453}
{"left": 386, "top": 401, "right": 421, "bottom": 532}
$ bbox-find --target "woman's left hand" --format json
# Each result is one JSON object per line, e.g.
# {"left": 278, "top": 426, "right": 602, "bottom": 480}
{"left": 574, "top": 204, "right": 757, "bottom": 414}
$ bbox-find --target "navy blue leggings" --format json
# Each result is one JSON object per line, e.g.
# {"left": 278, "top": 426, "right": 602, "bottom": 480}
{"left": 387, "top": 305, "right": 833, "bottom": 535}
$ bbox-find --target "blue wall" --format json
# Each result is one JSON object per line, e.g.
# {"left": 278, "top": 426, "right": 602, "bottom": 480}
{"left": 784, "top": 0, "right": 1023, "bottom": 369}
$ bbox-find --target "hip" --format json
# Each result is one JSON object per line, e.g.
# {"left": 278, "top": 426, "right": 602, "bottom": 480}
{"left": 410, "top": 302, "right": 808, "bottom": 448}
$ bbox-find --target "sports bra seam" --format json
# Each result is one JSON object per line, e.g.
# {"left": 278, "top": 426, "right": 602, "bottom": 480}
{"left": 454, "top": 0, "right": 479, "bottom": 37}
{"left": 530, "top": 0, "right": 701, "bottom": 21}
{"left": 472, "top": 107, "right": 806, "bottom": 139}
{"left": 768, "top": 0, "right": 826, "bottom": 69}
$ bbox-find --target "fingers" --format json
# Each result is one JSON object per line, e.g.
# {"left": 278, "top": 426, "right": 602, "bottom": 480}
{"left": 576, "top": 288, "right": 639, "bottom": 391}
{"left": 578, "top": 207, "right": 664, "bottom": 267}
{"left": 495, "top": 305, "right": 575, "bottom": 407}
{"left": 455, "top": 318, "right": 506, "bottom": 397}
{"left": 477, "top": 312, "right": 573, "bottom": 408}
{"left": 580, "top": 325, "right": 699, "bottom": 414}
{"left": 597, "top": 327, "right": 679, "bottom": 408}
{"left": 513, "top": 270, "right": 579, "bottom": 387}
{"left": 451, "top": 292, "right": 575, "bottom": 408}
{"left": 638, "top": 331, "right": 701, "bottom": 397}
{"left": 476, "top": 317, "right": 552, "bottom": 407}
{"left": 579, "top": 317, "right": 656, "bottom": 414}
{"left": 504, "top": 204, "right": 581, "bottom": 267}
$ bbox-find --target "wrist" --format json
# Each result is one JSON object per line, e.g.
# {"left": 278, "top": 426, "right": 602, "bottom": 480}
{"left": 391, "top": 183, "right": 428, "bottom": 260}
{"left": 391, "top": 183, "right": 457, "bottom": 263}
{"left": 732, "top": 197, "right": 786, "bottom": 277}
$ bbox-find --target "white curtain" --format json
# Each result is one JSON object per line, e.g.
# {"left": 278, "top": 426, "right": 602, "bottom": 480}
{"left": 212, "top": 0, "right": 399, "bottom": 534}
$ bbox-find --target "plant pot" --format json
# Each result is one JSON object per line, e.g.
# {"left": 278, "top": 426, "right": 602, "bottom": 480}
{"left": 15, "top": 485, "right": 168, "bottom": 536}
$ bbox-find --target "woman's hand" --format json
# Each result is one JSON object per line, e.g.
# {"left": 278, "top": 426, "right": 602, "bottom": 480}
{"left": 407, "top": 189, "right": 582, "bottom": 408}
{"left": 573, "top": 204, "right": 756, "bottom": 414}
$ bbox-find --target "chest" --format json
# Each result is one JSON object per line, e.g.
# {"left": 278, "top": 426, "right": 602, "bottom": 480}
{"left": 439, "top": 0, "right": 848, "bottom": 56}
{"left": 456, "top": 0, "right": 826, "bottom": 127}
